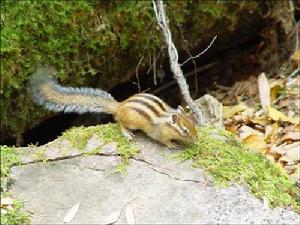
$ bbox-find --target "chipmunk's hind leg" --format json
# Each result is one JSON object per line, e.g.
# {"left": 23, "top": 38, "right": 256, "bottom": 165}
{"left": 119, "top": 124, "right": 134, "bottom": 140}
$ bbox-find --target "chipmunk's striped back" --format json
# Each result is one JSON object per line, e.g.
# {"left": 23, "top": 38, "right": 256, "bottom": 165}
{"left": 115, "top": 92, "right": 197, "bottom": 148}
{"left": 120, "top": 93, "right": 172, "bottom": 123}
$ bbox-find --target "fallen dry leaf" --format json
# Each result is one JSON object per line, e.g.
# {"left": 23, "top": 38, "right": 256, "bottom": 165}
{"left": 63, "top": 202, "right": 80, "bottom": 223}
{"left": 125, "top": 205, "right": 135, "bottom": 224}
{"left": 250, "top": 116, "right": 269, "bottom": 126}
{"left": 239, "top": 125, "right": 264, "bottom": 140}
{"left": 1, "top": 197, "right": 14, "bottom": 208}
{"left": 104, "top": 209, "right": 122, "bottom": 225}
{"left": 258, "top": 72, "right": 271, "bottom": 110}
{"left": 269, "top": 145, "right": 285, "bottom": 156}
{"left": 270, "top": 79, "right": 285, "bottom": 102}
{"left": 284, "top": 164, "right": 298, "bottom": 175}
{"left": 243, "top": 135, "right": 268, "bottom": 154}
{"left": 265, "top": 122, "right": 280, "bottom": 143}
{"left": 264, "top": 124, "right": 274, "bottom": 139}
{"left": 282, "top": 132, "right": 300, "bottom": 142}
{"left": 283, "top": 125, "right": 300, "bottom": 133}
{"left": 284, "top": 142, "right": 300, "bottom": 163}
{"left": 224, "top": 123, "right": 239, "bottom": 133}
{"left": 241, "top": 107, "right": 256, "bottom": 118}
{"left": 268, "top": 106, "right": 300, "bottom": 124}
{"left": 223, "top": 102, "right": 248, "bottom": 119}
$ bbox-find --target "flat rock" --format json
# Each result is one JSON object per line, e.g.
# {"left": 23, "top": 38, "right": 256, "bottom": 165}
{"left": 10, "top": 136, "right": 300, "bottom": 224}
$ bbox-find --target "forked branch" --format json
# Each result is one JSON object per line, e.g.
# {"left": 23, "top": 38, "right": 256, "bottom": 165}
{"left": 152, "top": 0, "right": 205, "bottom": 125}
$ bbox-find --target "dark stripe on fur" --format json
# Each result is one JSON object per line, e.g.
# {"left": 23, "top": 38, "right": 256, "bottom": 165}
{"left": 128, "top": 107, "right": 152, "bottom": 122}
{"left": 126, "top": 99, "right": 161, "bottom": 116}
{"left": 136, "top": 94, "right": 167, "bottom": 111}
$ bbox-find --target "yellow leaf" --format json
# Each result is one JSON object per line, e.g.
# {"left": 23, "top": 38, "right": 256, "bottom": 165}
{"left": 243, "top": 135, "right": 268, "bottom": 154}
{"left": 223, "top": 103, "right": 248, "bottom": 119}
{"left": 265, "top": 122, "right": 280, "bottom": 143}
{"left": 270, "top": 80, "right": 284, "bottom": 102}
{"left": 267, "top": 106, "right": 300, "bottom": 124}
{"left": 250, "top": 116, "right": 269, "bottom": 126}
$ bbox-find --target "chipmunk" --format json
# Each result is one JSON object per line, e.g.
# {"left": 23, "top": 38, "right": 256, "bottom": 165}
{"left": 28, "top": 66, "right": 197, "bottom": 148}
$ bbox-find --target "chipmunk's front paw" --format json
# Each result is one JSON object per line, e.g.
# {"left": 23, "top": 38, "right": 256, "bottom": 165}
{"left": 120, "top": 125, "right": 135, "bottom": 140}
{"left": 164, "top": 141, "right": 179, "bottom": 149}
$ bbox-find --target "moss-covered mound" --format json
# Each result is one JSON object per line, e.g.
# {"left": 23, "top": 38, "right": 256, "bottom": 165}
{"left": 44, "top": 124, "right": 300, "bottom": 212}
{"left": 0, "top": 1, "right": 292, "bottom": 143}
{"left": 173, "top": 127, "right": 300, "bottom": 212}
{"left": 1, "top": 123, "right": 299, "bottom": 219}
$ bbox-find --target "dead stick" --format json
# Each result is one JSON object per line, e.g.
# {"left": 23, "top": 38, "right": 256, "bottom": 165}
{"left": 152, "top": 0, "right": 206, "bottom": 125}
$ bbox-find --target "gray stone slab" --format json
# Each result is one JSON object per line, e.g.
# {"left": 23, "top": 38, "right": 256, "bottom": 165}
{"left": 10, "top": 153, "right": 300, "bottom": 224}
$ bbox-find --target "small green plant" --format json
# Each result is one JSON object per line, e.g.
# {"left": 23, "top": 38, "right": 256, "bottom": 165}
{"left": 175, "top": 127, "right": 300, "bottom": 212}
{"left": 1, "top": 146, "right": 20, "bottom": 178}
{"left": 1, "top": 146, "right": 30, "bottom": 224}
{"left": 1, "top": 195, "right": 30, "bottom": 225}
{"left": 61, "top": 123, "right": 139, "bottom": 173}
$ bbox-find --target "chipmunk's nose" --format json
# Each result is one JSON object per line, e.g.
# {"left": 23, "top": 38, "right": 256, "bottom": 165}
{"left": 189, "top": 135, "right": 197, "bottom": 143}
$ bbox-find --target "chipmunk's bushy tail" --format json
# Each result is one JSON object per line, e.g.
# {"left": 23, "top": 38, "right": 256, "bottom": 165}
{"left": 28, "top": 66, "right": 119, "bottom": 114}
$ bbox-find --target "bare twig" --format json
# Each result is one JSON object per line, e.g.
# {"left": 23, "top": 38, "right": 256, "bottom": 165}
{"left": 178, "top": 25, "right": 198, "bottom": 96}
{"left": 180, "top": 36, "right": 218, "bottom": 67}
{"left": 146, "top": 51, "right": 152, "bottom": 75}
{"left": 135, "top": 56, "right": 144, "bottom": 92}
{"left": 294, "top": 22, "right": 299, "bottom": 68}
{"left": 151, "top": 61, "right": 220, "bottom": 95}
{"left": 288, "top": 67, "right": 300, "bottom": 78}
{"left": 152, "top": 0, "right": 205, "bottom": 125}
{"left": 153, "top": 53, "right": 157, "bottom": 85}
{"left": 134, "top": 17, "right": 159, "bottom": 91}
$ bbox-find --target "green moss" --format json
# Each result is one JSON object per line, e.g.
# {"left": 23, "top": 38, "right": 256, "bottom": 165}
{"left": 1, "top": 146, "right": 30, "bottom": 224}
{"left": 1, "top": 146, "right": 20, "bottom": 178}
{"left": 61, "top": 123, "right": 138, "bottom": 173}
{"left": 1, "top": 0, "right": 265, "bottom": 144}
{"left": 175, "top": 127, "right": 300, "bottom": 212}
{"left": 31, "top": 147, "right": 48, "bottom": 162}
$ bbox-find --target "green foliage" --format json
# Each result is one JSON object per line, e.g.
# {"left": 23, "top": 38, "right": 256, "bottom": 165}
{"left": 0, "top": 1, "right": 161, "bottom": 143}
{"left": 61, "top": 123, "right": 138, "bottom": 173}
{"left": 1, "top": 0, "right": 95, "bottom": 142}
{"left": 1, "top": 196, "right": 30, "bottom": 225}
{"left": 174, "top": 127, "right": 300, "bottom": 212}
{"left": 1, "top": 146, "right": 30, "bottom": 224}
{"left": 1, "top": 145, "right": 20, "bottom": 178}
{"left": 1, "top": 0, "right": 261, "bottom": 143}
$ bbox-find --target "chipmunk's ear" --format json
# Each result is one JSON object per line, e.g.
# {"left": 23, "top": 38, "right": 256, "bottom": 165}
{"left": 184, "top": 105, "right": 192, "bottom": 114}
{"left": 171, "top": 113, "right": 179, "bottom": 124}
{"left": 177, "top": 105, "right": 185, "bottom": 114}
{"left": 177, "top": 105, "right": 193, "bottom": 114}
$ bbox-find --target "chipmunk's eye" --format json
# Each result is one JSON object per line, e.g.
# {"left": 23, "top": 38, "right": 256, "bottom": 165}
{"left": 182, "top": 127, "right": 189, "bottom": 135}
